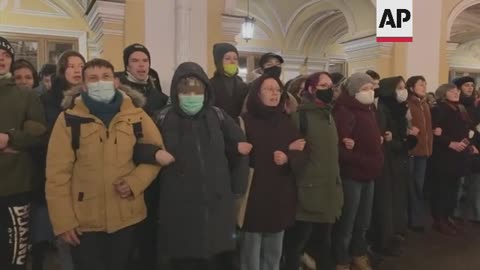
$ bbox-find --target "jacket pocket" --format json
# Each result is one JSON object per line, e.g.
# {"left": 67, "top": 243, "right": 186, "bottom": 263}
{"left": 115, "top": 122, "right": 136, "bottom": 164}
{"left": 73, "top": 191, "right": 100, "bottom": 228}
{"left": 77, "top": 124, "right": 101, "bottom": 160}
{"left": 297, "top": 183, "right": 329, "bottom": 214}
{"left": 119, "top": 196, "right": 145, "bottom": 221}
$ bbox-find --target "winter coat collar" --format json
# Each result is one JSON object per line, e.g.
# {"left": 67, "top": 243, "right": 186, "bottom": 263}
{"left": 61, "top": 84, "right": 146, "bottom": 111}
{"left": 335, "top": 92, "right": 373, "bottom": 112}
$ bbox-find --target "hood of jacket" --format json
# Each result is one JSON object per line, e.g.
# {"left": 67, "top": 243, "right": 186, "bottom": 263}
{"left": 245, "top": 75, "right": 286, "bottom": 118}
{"left": 170, "top": 62, "right": 213, "bottom": 108}
{"left": 378, "top": 76, "right": 404, "bottom": 98}
{"left": 61, "top": 83, "right": 146, "bottom": 110}
{"left": 378, "top": 76, "right": 408, "bottom": 118}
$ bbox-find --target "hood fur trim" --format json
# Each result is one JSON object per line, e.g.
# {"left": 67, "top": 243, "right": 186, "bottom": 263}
{"left": 61, "top": 84, "right": 147, "bottom": 109}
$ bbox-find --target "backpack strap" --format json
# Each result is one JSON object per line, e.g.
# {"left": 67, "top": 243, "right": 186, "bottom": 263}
{"left": 212, "top": 106, "right": 225, "bottom": 121}
{"left": 153, "top": 106, "right": 173, "bottom": 128}
{"left": 238, "top": 116, "right": 246, "bottom": 134}
{"left": 299, "top": 110, "right": 308, "bottom": 136}
{"left": 132, "top": 122, "right": 144, "bottom": 140}
{"left": 212, "top": 106, "right": 225, "bottom": 131}
{"left": 64, "top": 113, "right": 95, "bottom": 159}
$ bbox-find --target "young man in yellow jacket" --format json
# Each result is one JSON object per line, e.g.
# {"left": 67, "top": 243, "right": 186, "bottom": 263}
{"left": 46, "top": 58, "right": 169, "bottom": 270}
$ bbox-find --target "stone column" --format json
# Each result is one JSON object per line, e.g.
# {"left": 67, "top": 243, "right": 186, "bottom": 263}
{"left": 342, "top": 36, "right": 394, "bottom": 76}
{"left": 175, "top": 0, "right": 191, "bottom": 65}
{"left": 406, "top": 0, "right": 443, "bottom": 90}
{"left": 86, "top": 0, "right": 125, "bottom": 69}
{"left": 145, "top": 0, "right": 207, "bottom": 93}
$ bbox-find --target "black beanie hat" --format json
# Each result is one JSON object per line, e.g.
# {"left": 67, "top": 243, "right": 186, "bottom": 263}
{"left": 0, "top": 36, "right": 15, "bottom": 62}
{"left": 123, "top": 43, "right": 151, "bottom": 69}
{"left": 213, "top": 43, "right": 238, "bottom": 71}
{"left": 259, "top": 52, "right": 284, "bottom": 69}
{"left": 453, "top": 76, "right": 475, "bottom": 89}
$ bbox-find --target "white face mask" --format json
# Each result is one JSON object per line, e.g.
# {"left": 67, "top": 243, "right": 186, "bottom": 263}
{"left": 396, "top": 89, "right": 409, "bottom": 103}
{"left": 87, "top": 80, "right": 116, "bottom": 103}
{"left": 355, "top": 90, "right": 375, "bottom": 105}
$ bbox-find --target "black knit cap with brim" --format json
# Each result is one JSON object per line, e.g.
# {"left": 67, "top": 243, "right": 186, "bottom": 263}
{"left": 0, "top": 36, "right": 15, "bottom": 62}
{"left": 259, "top": 52, "right": 284, "bottom": 69}
{"left": 453, "top": 76, "right": 475, "bottom": 89}
{"left": 123, "top": 43, "right": 151, "bottom": 69}
{"left": 213, "top": 43, "right": 238, "bottom": 72}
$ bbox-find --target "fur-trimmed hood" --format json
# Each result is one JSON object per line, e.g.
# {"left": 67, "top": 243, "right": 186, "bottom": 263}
{"left": 61, "top": 84, "right": 147, "bottom": 110}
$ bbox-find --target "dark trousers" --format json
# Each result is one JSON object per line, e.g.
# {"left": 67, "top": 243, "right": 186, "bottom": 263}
{"left": 370, "top": 157, "right": 409, "bottom": 251}
{"left": 171, "top": 253, "right": 225, "bottom": 270}
{"left": 283, "top": 221, "right": 334, "bottom": 270}
{"left": 430, "top": 175, "right": 462, "bottom": 220}
{"left": 133, "top": 178, "right": 160, "bottom": 270}
{"left": 71, "top": 225, "right": 135, "bottom": 270}
{"left": 0, "top": 193, "right": 31, "bottom": 270}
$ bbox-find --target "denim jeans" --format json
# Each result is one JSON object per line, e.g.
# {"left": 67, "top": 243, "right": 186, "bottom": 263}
{"left": 334, "top": 179, "right": 374, "bottom": 265}
{"left": 408, "top": 156, "right": 428, "bottom": 227}
{"left": 240, "top": 231, "right": 284, "bottom": 270}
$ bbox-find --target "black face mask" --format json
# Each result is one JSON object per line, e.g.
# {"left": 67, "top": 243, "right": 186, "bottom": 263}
{"left": 263, "top": 66, "right": 282, "bottom": 78}
{"left": 315, "top": 88, "right": 334, "bottom": 104}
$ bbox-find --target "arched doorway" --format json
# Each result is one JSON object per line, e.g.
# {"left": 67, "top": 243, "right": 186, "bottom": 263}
{"left": 447, "top": 1, "right": 480, "bottom": 83}
{"left": 231, "top": 0, "right": 376, "bottom": 81}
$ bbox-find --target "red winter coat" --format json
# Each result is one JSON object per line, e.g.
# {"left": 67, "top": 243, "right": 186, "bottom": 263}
{"left": 333, "top": 93, "right": 384, "bottom": 182}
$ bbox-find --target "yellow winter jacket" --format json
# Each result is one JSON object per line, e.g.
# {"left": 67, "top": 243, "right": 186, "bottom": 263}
{"left": 46, "top": 86, "right": 163, "bottom": 235}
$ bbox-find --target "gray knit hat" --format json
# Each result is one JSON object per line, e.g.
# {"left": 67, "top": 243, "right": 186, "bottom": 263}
{"left": 344, "top": 72, "right": 374, "bottom": 96}
{"left": 435, "top": 83, "right": 457, "bottom": 101}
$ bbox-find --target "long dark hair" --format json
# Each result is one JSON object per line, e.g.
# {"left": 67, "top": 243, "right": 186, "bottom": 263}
{"left": 51, "top": 50, "right": 86, "bottom": 101}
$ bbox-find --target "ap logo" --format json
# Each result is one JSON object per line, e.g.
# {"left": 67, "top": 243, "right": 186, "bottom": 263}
{"left": 376, "top": 0, "right": 413, "bottom": 42}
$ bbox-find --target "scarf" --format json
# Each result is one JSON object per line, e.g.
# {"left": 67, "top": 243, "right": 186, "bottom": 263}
{"left": 126, "top": 71, "right": 148, "bottom": 85}
{"left": 0, "top": 72, "right": 12, "bottom": 80}
{"left": 81, "top": 91, "right": 123, "bottom": 127}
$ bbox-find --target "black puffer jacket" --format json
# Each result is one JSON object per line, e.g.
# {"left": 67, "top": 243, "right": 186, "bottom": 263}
{"left": 209, "top": 43, "right": 249, "bottom": 118}
{"left": 117, "top": 69, "right": 169, "bottom": 115}
{"left": 135, "top": 62, "right": 249, "bottom": 258}
{"left": 210, "top": 74, "right": 249, "bottom": 119}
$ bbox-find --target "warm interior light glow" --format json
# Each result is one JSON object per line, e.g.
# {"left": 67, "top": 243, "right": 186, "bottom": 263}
{"left": 242, "top": 17, "right": 255, "bottom": 42}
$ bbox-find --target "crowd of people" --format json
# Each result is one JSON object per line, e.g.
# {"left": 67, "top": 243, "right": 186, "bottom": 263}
{"left": 1, "top": 35, "right": 480, "bottom": 270}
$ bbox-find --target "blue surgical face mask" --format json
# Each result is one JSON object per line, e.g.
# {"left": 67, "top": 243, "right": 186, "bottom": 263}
{"left": 87, "top": 80, "right": 116, "bottom": 103}
{"left": 179, "top": 94, "right": 204, "bottom": 115}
